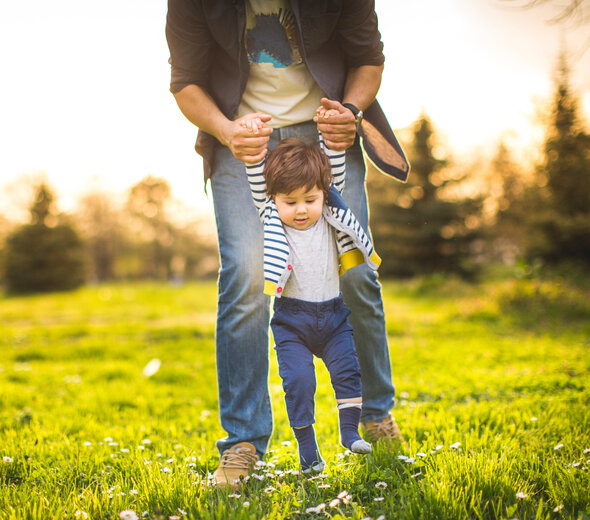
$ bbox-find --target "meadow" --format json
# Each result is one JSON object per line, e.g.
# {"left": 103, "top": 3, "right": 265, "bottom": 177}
{"left": 0, "top": 270, "right": 589, "bottom": 520}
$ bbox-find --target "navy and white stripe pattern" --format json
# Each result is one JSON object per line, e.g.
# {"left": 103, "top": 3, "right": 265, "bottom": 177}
{"left": 245, "top": 132, "right": 379, "bottom": 297}
{"left": 327, "top": 189, "right": 375, "bottom": 261}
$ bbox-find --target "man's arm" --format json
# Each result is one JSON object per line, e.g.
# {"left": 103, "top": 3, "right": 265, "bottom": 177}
{"left": 314, "top": 64, "right": 384, "bottom": 151}
{"left": 174, "top": 85, "right": 273, "bottom": 164}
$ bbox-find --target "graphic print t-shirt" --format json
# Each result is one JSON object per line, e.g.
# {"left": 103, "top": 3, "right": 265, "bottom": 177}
{"left": 236, "top": 0, "right": 326, "bottom": 128}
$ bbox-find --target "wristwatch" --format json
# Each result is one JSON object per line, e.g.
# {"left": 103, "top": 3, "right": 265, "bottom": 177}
{"left": 342, "top": 102, "right": 363, "bottom": 132}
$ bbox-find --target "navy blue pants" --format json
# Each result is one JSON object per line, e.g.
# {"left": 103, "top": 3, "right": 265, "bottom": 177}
{"left": 270, "top": 294, "right": 362, "bottom": 428}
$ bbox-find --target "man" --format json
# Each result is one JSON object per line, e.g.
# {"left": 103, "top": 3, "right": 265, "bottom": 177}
{"left": 165, "top": 0, "right": 409, "bottom": 488}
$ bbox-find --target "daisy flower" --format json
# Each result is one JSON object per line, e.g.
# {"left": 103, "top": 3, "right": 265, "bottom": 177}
{"left": 119, "top": 511, "right": 139, "bottom": 520}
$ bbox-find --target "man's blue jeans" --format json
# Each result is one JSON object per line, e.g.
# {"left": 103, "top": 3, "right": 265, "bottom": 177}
{"left": 210, "top": 120, "right": 395, "bottom": 457}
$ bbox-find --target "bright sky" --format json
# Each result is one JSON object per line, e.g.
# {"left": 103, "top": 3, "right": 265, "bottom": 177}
{"left": 1, "top": 0, "right": 589, "bottom": 222}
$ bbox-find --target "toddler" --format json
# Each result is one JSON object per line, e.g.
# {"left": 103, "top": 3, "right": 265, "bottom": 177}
{"left": 245, "top": 126, "right": 380, "bottom": 472}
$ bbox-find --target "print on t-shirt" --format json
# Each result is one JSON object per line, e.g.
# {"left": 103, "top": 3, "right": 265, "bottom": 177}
{"left": 245, "top": 2, "right": 302, "bottom": 68}
{"left": 238, "top": 0, "right": 326, "bottom": 127}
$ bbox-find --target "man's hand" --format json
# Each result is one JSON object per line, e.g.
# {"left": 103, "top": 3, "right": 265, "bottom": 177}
{"left": 313, "top": 98, "right": 357, "bottom": 151}
{"left": 221, "top": 113, "right": 273, "bottom": 164}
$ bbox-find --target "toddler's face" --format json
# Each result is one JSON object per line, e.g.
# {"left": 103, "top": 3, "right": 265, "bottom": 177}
{"left": 274, "top": 185, "right": 324, "bottom": 230}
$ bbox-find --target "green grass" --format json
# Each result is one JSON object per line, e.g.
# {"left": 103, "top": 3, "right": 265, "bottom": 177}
{"left": 0, "top": 273, "right": 589, "bottom": 520}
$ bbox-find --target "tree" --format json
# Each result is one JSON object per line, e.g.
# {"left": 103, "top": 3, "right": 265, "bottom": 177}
{"left": 3, "top": 183, "right": 86, "bottom": 293}
{"left": 498, "top": 1, "right": 590, "bottom": 26}
{"left": 525, "top": 54, "right": 590, "bottom": 263}
{"left": 76, "top": 189, "right": 126, "bottom": 281}
{"left": 485, "top": 140, "right": 529, "bottom": 263}
{"left": 126, "top": 176, "right": 175, "bottom": 279}
{"left": 368, "top": 114, "right": 483, "bottom": 277}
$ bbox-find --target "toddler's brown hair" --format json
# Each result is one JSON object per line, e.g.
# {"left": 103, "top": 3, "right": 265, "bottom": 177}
{"left": 263, "top": 138, "right": 332, "bottom": 199}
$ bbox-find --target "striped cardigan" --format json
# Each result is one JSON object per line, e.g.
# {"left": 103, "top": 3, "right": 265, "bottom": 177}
{"left": 246, "top": 136, "right": 381, "bottom": 297}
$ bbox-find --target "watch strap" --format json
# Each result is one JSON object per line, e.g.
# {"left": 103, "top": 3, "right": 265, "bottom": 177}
{"left": 342, "top": 102, "right": 363, "bottom": 131}
{"left": 342, "top": 102, "right": 361, "bottom": 118}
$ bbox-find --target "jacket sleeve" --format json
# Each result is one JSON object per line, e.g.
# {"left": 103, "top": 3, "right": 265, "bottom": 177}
{"left": 336, "top": 0, "right": 385, "bottom": 68}
{"left": 245, "top": 160, "right": 268, "bottom": 220}
{"left": 319, "top": 133, "right": 346, "bottom": 194}
{"left": 166, "top": 0, "right": 212, "bottom": 93}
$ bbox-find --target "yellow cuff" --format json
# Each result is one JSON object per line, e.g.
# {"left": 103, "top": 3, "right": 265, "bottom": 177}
{"left": 370, "top": 250, "right": 382, "bottom": 268}
{"left": 339, "top": 249, "right": 364, "bottom": 276}
{"left": 264, "top": 280, "right": 277, "bottom": 296}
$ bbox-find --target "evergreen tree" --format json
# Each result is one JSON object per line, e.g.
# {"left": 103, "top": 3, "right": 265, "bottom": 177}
{"left": 3, "top": 183, "right": 86, "bottom": 293}
{"left": 368, "top": 114, "right": 482, "bottom": 277}
{"left": 525, "top": 54, "right": 590, "bottom": 263}
{"left": 486, "top": 140, "right": 528, "bottom": 263}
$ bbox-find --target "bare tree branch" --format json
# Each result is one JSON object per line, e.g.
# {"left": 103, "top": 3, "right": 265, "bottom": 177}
{"left": 497, "top": 0, "right": 590, "bottom": 26}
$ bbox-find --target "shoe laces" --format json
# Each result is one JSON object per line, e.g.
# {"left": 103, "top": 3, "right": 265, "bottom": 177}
{"left": 219, "top": 446, "right": 257, "bottom": 470}
{"left": 367, "top": 416, "right": 400, "bottom": 439}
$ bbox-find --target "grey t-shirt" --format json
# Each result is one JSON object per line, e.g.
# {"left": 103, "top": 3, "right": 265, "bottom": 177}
{"left": 283, "top": 215, "right": 340, "bottom": 302}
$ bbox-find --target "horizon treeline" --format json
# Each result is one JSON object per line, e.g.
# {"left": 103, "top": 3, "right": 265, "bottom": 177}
{"left": 0, "top": 56, "right": 588, "bottom": 293}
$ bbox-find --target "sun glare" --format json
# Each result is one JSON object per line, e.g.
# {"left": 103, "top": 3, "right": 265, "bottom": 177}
{"left": 0, "top": 0, "right": 588, "bottom": 221}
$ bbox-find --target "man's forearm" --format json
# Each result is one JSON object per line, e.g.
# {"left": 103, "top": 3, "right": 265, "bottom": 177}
{"left": 342, "top": 64, "right": 384, "bottom": 111}
{"left": 173, "top": 84, "right": 231, "bottom": 146}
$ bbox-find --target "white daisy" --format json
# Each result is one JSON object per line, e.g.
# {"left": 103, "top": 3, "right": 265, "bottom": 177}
{"left": 305, "top": 503, "right": 326, "bottom": 514}
{"left": 119, "top": 510, "right": 139, "bottom": 520}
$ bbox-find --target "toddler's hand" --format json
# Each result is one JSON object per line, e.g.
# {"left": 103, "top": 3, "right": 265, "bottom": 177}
{"left": 316, "top": 107, "right": 340, "bottom": 121}
{"left": 240, "top": 115, "right": 266, "bottom": 135}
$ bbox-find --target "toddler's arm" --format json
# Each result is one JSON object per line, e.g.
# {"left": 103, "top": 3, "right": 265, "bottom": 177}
{"left": 318, "top": 109, "right": 347, "bottom": 194}
{"left": 241, "top": 115, "right": 269, "bottom": 219}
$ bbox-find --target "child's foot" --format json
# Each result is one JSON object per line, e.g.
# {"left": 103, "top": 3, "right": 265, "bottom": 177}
{"left": 350, "top": 439, "right": 372, "bottom": 454}
{"left": 293, "top": 425, "right": 324, "bottom": 472}
{"left": 302, "top": 460, "right": 326, "bottom": 474}
{"left": 339, "top": 406, "right": 371, "bottom": 453}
